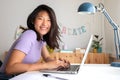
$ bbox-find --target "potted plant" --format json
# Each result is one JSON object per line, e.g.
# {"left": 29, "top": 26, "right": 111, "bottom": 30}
{"left": 92, "top": 35, "right": 103, "bottom": 53}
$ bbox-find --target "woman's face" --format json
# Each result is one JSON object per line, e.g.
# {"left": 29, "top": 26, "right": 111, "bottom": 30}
{"left": 34, "top": 11, "right": 51, "bottom": 37}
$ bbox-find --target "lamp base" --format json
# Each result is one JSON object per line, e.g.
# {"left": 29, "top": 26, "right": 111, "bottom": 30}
{"left": 111, "top": 62, "right": 120, "bottom": 67}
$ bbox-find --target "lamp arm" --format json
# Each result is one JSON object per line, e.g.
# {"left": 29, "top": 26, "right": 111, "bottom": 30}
{"left": 102, "top": 9, "right": 119, "bottom": 29}
{"left": 100, "top": 7, "right": 120, "bottom": 59}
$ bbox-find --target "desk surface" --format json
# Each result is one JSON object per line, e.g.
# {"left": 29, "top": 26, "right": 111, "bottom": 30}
{"left": 10, "top": 64, "right": 120, "bottom": 80}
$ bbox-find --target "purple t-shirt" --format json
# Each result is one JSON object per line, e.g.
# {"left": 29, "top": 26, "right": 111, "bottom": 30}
{"left": 0, "top": 30, "right": 46, "bottom": 73}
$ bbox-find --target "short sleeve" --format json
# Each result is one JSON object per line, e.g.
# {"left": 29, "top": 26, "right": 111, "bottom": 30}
{"left": 14, "top": 30, "right": 37, "bottom": 54}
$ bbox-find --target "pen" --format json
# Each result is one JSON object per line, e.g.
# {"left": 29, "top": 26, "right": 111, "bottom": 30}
{"left": 43, "top": 74, "right": 69, "bottom": 80}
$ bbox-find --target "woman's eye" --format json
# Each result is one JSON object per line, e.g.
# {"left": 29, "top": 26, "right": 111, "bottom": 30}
{"left": 38, "top": 17, "right": 43, "bottom": 20}
{"left": 47, "top": 19, "right": 51, "bottom": 21}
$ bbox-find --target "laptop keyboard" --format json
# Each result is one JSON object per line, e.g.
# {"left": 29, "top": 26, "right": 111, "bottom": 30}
{"left": 57, "top": 65, "right": 80, "bottom": 71}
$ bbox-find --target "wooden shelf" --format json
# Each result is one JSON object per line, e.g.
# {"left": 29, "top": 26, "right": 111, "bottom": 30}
{"left": 109, "top": 55, "right": 120, "bottom": 62}
{"left": 49, "top": 52, "right": 110, "bottom": 64}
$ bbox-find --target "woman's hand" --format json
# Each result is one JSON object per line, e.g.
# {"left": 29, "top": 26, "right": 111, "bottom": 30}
{"left": 41, "top": 45, "right": 70, "bottom": 70}
{"left": 44, "top": 59, "right": 70, "bottom": 70}
{"left": 57, "top": 58, "right": 70, "bottom": 70}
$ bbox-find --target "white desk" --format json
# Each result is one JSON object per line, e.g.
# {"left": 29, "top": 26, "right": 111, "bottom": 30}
{"left": 10, "top": 64, "right": 120, "bottom": 80}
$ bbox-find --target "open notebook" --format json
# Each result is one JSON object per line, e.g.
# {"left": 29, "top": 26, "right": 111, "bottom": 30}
{"left": 40, "top": 35, "right": 93, "bottom": 74}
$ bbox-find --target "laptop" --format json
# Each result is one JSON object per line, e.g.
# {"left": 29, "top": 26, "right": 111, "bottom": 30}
{"left": 40, "top": 35, "right": 94, "bottom": 74}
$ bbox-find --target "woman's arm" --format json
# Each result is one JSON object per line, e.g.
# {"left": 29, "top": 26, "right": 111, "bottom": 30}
{"left": 5, "top": 49, "right": 48, "bottom": 75}
{"left": 41, "top": 45, "right": 70, "bottom": 69}
{"left": 5, "top": 48, "right": 68, "bottom": 75}
{"left": 41, "top": 45, "right": 54, "bottom": 62}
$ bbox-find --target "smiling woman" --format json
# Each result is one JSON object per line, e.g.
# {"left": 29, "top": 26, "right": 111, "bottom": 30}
{"left": 34, "top": 10, "right": 51, "bottom": 37}
{"left": 0, "top": 4, "right": 70, "bottom": 79}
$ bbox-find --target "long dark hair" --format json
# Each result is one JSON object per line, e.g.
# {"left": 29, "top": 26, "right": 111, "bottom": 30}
{"left": 27, "top": 4, "right": 61, "bottom": 49}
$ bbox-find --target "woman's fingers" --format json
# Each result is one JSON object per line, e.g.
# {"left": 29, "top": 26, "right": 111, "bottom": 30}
{"left": 57, "top": 59, "right": 70, "bottom": 69}
{"left": 46, "top": 59, "right": 70, "bottom": 70}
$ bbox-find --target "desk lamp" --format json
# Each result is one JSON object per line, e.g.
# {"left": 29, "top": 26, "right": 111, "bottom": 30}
{"left": 78, "top": 2, "right": 120, "bottom": 67}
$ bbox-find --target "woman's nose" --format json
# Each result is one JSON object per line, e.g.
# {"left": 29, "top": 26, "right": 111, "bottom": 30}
{"left": 42, "top": 20, "right": 47, "bottom": 25}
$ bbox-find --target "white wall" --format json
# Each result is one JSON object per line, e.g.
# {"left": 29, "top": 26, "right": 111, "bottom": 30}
{"left": 0, "top": 0, "right": 104, "bottom": 54}
{"left": 104, "top": 0, "right": 120, "bottom": 55}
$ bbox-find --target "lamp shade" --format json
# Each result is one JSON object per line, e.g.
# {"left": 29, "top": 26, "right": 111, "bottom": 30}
{"left": 78, "top": 2, "right": 96, "bottom": 14}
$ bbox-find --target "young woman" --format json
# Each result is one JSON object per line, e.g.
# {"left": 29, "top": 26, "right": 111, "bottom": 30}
{"left": 0, "top": 4, "right": 70, "bottom": 75}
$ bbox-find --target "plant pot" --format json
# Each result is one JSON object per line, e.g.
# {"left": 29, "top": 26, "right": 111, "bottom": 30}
{"left": 97, "top": 47, "right": 102, "bottom": 53}
{"left": 93, "top": 48, "right": 97, "bottom": 53}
